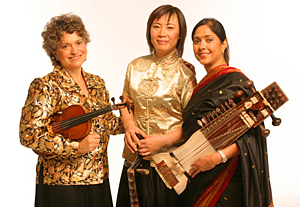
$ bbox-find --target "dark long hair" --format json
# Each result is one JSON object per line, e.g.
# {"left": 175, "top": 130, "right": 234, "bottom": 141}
{"left": 146, "top": 5, "right": 187, "bottom": 57}
{"left": 192, "top": 18, "right": 230, "bottom": 64}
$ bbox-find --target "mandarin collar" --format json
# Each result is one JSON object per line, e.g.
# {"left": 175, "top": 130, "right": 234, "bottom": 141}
{"left": 152, "top": 51, "right": 178, "bottom": 64}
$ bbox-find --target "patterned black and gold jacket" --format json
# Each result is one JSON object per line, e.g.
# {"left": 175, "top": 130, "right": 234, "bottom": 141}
{"left": 20, "top": 66, "right": 124, "bottom": 185}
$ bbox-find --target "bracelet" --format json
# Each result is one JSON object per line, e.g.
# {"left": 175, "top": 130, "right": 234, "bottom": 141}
{"left": 168, "top": 134, "right": 172, "bottom": 146}
{"left": 217, "top": 149, "right": 228, "bottom": 163}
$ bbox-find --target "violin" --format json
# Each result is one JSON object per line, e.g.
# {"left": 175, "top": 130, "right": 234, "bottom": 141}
{"left": 34, "top": 96, "right": 133, "bottom": 156}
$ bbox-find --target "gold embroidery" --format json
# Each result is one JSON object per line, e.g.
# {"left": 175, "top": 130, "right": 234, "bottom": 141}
{"left": 20, "top": 66, "right": 124, "bottom": 185}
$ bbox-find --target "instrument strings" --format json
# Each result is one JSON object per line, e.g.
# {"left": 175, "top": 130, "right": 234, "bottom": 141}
{"left": 50, "top": 106, "right": 112, "bottom": 131}
{"left": 177, "top": 107, "right": 242, "bottom": 165}
{"left": 159, "top": 124, "right": 249, "bottom": 177}
{"left": 158, "top": 108, "right": 244, "bottom": 176}
{"left": 159, "top": 135, "right": 215, "bottom": 175}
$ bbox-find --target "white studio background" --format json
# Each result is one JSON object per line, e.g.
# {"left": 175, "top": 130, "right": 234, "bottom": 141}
{"left": 1, "top": 0, "right": 298, "bottom": 206}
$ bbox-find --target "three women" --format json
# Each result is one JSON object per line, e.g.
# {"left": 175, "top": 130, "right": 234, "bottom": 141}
{"left": 20, "top": 7, "right": 273, "bottom": 207}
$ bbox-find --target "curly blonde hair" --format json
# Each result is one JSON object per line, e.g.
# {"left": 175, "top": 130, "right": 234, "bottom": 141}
{"left": 41, "top": 13, "right": 91, "bottom": 66}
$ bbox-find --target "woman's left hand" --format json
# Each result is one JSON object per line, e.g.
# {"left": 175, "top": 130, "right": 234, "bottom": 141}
{"left": 189, "top": 152, "right": 221, "bottom": 178}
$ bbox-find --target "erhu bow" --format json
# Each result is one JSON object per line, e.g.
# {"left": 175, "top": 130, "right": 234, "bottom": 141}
{"left": 126, "top": 134, "right": 149, "bottom": 207}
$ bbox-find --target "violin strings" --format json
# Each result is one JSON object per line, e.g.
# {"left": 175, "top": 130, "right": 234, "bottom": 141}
{"left": 50, "top": 106, "right": 112, "bottom": 132}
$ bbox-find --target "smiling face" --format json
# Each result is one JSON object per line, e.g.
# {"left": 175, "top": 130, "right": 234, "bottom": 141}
{"left": 52, "top": 32, "right": 87, "bottom": 72}
{"left": 150, "top": 13, "right": 180, "bottom": 59}
{"left": 193, "top": 25, "right": 228, "bottom": 72}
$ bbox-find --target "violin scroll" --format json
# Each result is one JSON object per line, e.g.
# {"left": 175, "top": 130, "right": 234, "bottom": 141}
{"left": 111, "top": 96, "right": 134, "bottom": 115}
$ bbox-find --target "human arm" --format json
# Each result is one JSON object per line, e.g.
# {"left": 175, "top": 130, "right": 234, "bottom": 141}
{"left": 120, "top": 92, "right": 147, "bottom": 153}
{"left": 189, "top": 143, "right": 240, "bottom": 178}
{"left": 77, "top": 133, "right": 100, "bottom": 155}
{"left": 186, "top": 72, "right": 251, "bottom": 177}
{"left": 136, "top": 63, "right": 196, "bottom": 156}
{"left": 138, "top": 126, "right": 183, "bottom": 156}
{"left": 19, "top": 78, "right": 81, "bottom": 157}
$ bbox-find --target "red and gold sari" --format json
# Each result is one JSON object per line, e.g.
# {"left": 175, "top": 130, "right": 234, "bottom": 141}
{"left": 180, "top": 65, "right": 273, "bottom": 207}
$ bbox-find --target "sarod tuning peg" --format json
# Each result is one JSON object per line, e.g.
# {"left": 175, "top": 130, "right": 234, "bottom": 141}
{"left": 235, "top": 90, "right": 245, "bottom": 100}
{"left": 271, "top": 114, "right": 281, "bottom": 126}
{"left": 259, "top": 124, "right": 270, "bottom": 137}
{"left": 244, "top": 80, "right": 256, "bottom": 93}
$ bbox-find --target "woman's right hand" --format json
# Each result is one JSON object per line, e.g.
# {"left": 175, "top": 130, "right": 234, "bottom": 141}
{"left": 124, "top": 123, "right": 146, "bottom": 153}
{"left": 77, "top": 133, "right": 100, "bottom": 155}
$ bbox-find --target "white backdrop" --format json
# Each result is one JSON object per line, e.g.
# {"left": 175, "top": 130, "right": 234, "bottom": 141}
{"left": 1, "top": 0, "right": 299, "bottom": 206}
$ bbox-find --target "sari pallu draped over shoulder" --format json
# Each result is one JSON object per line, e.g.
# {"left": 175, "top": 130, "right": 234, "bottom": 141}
{"left": 192, "top": 64, "right": 246, "bottom": 96}
{"left": 180, "top": 65, "right": 273, "bottom": 207}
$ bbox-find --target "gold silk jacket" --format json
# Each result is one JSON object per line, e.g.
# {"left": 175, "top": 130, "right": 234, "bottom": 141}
{"left": 123, "top": 52, "right": 196, "bottom": 159}
{"left": 20, "top": 66, "right": 124, "bottom": 185}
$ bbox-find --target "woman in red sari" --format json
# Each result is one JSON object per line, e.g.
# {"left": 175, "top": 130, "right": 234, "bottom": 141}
{"left": 179, "top": 18, "right": 273, "bottom": 207}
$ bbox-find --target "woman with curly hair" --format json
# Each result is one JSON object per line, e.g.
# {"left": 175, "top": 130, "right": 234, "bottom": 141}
{"left": 19, "top": 13, "right": 123, "bottom": 207}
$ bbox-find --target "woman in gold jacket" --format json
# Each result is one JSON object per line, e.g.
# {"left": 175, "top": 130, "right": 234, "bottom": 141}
{"left": 19, "top": 13, "right": 123, "bottom": 207}
{"left": 116, "top": 5, "right": 196, "bottom": 207}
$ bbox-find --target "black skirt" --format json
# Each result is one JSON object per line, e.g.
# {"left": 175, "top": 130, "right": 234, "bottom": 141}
{"left": 116, "top": 160, "right": 180, "bottom": 207}
{"left": 35, "top": 170, "right": 113, "bottom": 207}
